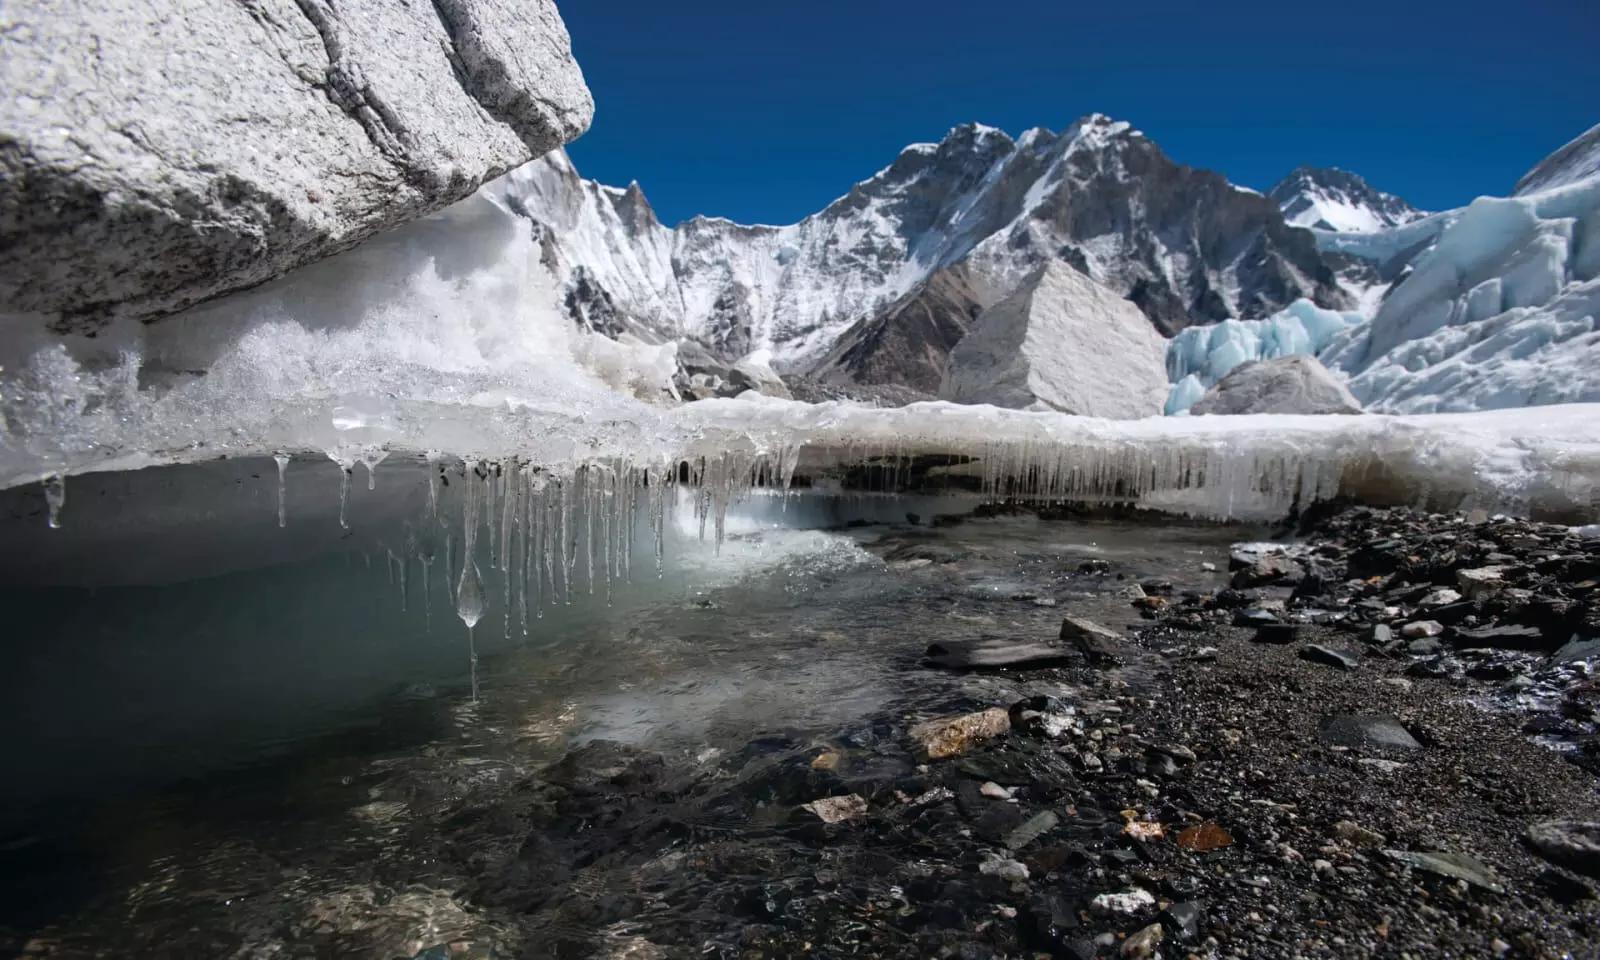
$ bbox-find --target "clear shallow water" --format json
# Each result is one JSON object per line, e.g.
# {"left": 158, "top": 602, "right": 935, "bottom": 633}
{"left": 0, "top": 461, "right": 1251, "bottom": 956}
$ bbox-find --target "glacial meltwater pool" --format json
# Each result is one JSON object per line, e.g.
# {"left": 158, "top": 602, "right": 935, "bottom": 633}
{"left": 0, "top": 457, "right": 1255, "bottom": 956}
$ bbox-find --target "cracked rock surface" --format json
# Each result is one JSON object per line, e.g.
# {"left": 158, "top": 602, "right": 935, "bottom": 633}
{"left": 0, "top": 0, "right": 593, "bottom": 331}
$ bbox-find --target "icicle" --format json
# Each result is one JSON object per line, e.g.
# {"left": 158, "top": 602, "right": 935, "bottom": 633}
{"left": 273, "top": 453, "right": 290, "bottom": 528}
{"left": 420, "top": 552, "right": 433, "bottom": 634}
{"left": 445, "top": 531, "right": 456, "bottom": 602}
{"left": 484, "top": 463, "right": 497, "bottom": 569}
{"left": 426, "top": 451, "right": 442, "bottom": 520}
{"left": 43, "top": 474, "right": 64, "bottom": 530}
{"left": 457, "top": 459, "right": 487, "bottom": 703}
{"left": 337, "top": 465, "right": 352, "bottom": 529}
{"left": 500, "top": 459, "right": 518, "bottom": 640}
{"left": 359, "top": 448, "right": 388, "bottom": 491}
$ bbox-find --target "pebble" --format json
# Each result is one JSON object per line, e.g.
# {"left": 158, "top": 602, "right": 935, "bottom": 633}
{"left": 801, "top": 794, "right": 868, "bottom": 824}
{"left": 1421, "top": 587, "right": 1463, "bottom": 607}
{"left": 978, "top": 857, "right": 1030, "bottom": 883}
{"left": 1091, "top": 888, "right": 1156, "bottom": 915}
{"left": 979, "top": 781, "right": 1013, "bottom": 800}
{"left": 1402, "top": 620, "right": 1444, "bottom": 638}
{"left": 1120, "top": 922, "right": 1164, "bottom": 958}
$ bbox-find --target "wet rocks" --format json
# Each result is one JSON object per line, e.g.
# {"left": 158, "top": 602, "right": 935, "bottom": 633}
{"left": 924, "top": 638, "right": 1075, "bottom": 671}
{"left": 1318, "top": 713, "right": 1423, "bottom": 751}
{"left": 801, "top": 794, "right": 868, "bottom": 824}
{"left": 1526, "top": 820, "right": 1600, "bottom": 878}
{"left": 1060, "top": 616, "right": 1124, "bottom": 666}
{"left": 1005, "top": 811, "right": 1060, "bottom": 851}
{"left": 1159, "top": 900, "right": 1203, "bottom": 941}
{"left": 1451, "top": 623, "right": 1545, "bottom": 649}
{"left": 909, "top": 708, "right": 1011, "bottom": 760}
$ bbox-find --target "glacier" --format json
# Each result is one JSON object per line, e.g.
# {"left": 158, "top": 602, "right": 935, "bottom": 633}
{"left": 4, "top": 157, "right": 1600, "bottom": 545}
{"left": 1163, "top": 299, "right": 1361, "bottom": 413}
{"left": 1167, "top": 133, "right": 1600, "bottom": 418}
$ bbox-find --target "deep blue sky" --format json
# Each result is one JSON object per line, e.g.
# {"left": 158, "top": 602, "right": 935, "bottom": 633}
{"left": 560, "top": 1, "right": 1598, "bottom": 227}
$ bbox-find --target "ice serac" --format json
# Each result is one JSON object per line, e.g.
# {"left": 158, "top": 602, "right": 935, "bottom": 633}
{"left": 940, "top": 261, "right": 1168, "bottom": 418}
{"left": 1163, "top": 299, "right": 1360, "bottom": 413}
{"left": 0, "top": 0, "right": 594, "bottom": 330}
{"left": 1270, "top": 167, "right": 1427, "bottom": 234}
{"left": 505, "top": 115, "right": 1349, "bottom": 389}
{"left": 1190, "top": 355, "right": 1362, "bottom": 416}
{"left": 1318, "top": 130, "right": 1600, "bottom": 414}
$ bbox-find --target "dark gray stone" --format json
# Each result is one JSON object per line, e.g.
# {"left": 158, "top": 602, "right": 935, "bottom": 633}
{"left": 1318, "top": 714, "right": 1423, "bottom": 752}
{"left": 1300, "top": 644, "right": 1359, "bottom": 670}
{"left": 1527, "top": 820, "right": 1600, "bottom": 878}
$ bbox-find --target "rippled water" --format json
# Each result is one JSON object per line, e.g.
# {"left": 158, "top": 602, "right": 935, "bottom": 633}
{"left": 0, "top": 464, "right": 1252, "bottom": 957}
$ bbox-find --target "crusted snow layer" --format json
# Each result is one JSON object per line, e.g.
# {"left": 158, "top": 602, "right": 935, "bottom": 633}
{"left": 678, "top": 396, "right": 1600, "bottom": 521}
{"left": 1164, "top": 299, "right": 1360, "bottom": 413}
{"left": 940, "top": 261, "right": 1168, "bottom": 417}
{"left": 1323, "top": 172, "right": 1600, "bottom": 413}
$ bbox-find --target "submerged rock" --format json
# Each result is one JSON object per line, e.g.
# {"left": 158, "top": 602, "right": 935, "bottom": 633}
{"left": 0, "top": 0, "right": 594, "bottom": 329}
{"left": 924, "top": 638, "right": 1075, "bottom": 671}
{"left": 1383, "top": 849, "right": 1505, "bottom": 893}
{"left": 909, "top": 708, "right": 1010, "bottom": 761}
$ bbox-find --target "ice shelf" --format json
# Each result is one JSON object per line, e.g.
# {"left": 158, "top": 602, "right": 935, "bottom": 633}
{"left": 4, "top": 165, "right": 1599, "bottom": 531}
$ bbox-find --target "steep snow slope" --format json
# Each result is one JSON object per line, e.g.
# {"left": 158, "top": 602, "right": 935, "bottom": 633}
{"left": 1516, "top": 123, "right": 1600, "bottom": 196}
{"left": 506, "top": 115, "right": 1348, "bottom": 379}
{"left": 939, "top": 261, "right": 1168, "bottom": 417}
{"left": 1270, "top": 167, "right": 1427, "bottom": 233}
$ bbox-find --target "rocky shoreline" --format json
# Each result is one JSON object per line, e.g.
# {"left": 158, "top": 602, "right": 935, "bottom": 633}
{"left": 410, "top": 505, "right": 1600, "bottom": 959}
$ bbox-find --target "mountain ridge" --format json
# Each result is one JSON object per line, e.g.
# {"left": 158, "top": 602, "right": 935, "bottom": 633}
{"left": 503, "top": 113, "right": 1348, "bottom": 391}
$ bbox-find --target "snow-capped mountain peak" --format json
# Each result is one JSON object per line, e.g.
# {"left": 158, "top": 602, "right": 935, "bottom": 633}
{"left": 1269, "top": 166, "right": 1427, "bottom": 233}
{"left": 503, "top": 115, "right": 1347, "bottom": 389}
